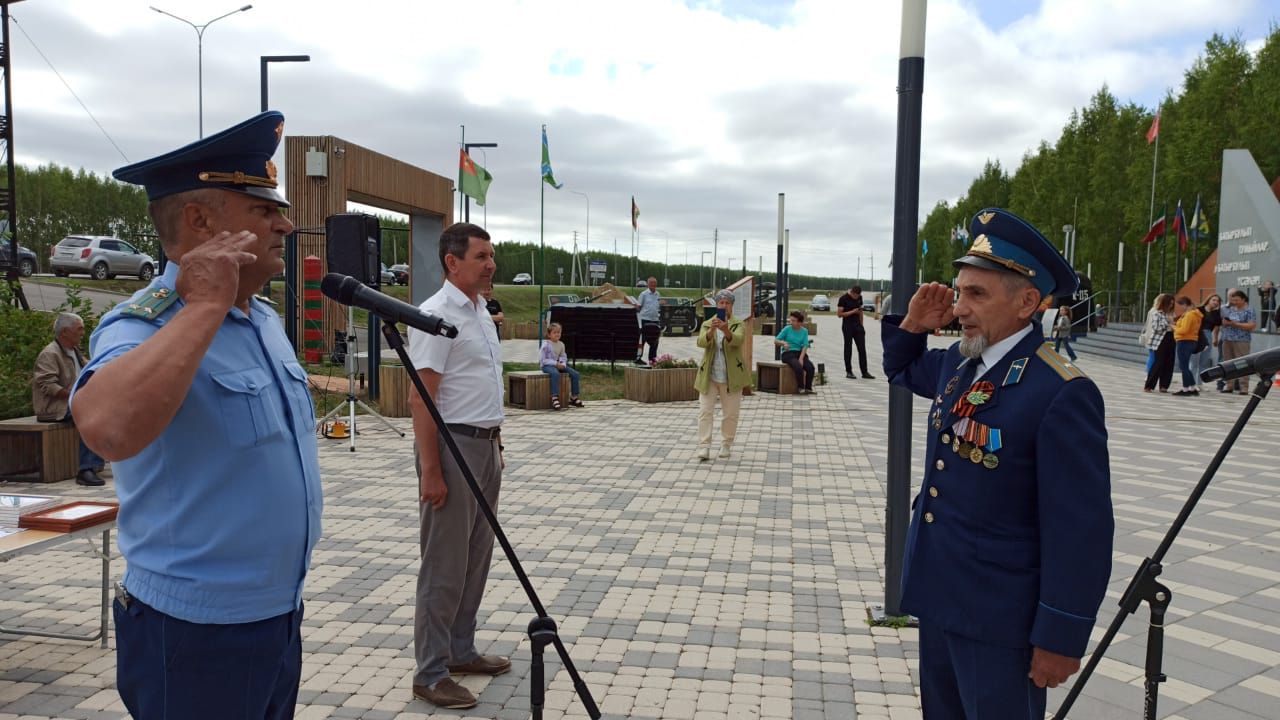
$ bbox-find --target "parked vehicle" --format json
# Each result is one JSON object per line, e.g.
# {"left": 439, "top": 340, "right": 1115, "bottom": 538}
{"left": 809, "top": 294, "right": 831, "bottom": 312}
{"left": 512, "top": 272, "right": 533, "bottom": 285}
{"left": 380, "top": 263, "right": 395, "bottom": 286}
{"left": 50, "top": 235, "right": 156, "bottom": 281}
{"left": 389, "top": 263, "right": 409, "bottom": 285}
{"left": 0, "top": 242, "right": 38, "bottom": 276}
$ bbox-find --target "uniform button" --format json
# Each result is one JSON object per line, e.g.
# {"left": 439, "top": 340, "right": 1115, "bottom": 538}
{"left": 935, "top": 459, "right": 945, "bottom": 471}
{"left": 924, "top": 512, "right": 935, "bottom": 523}
{"left": 928, "top": 487, "right": 938, "bottom": 497}
{"left": 941, "top": 433, "right": 952, "bottom": 444}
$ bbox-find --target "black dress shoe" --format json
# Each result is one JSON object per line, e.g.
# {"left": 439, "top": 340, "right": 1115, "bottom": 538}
{"left": 76, "top": 469, "right": 105, "bottom": 487}
{"left": 845, "top": 372, "right": 856, "bottom": 379}
{"left": 861, "top": 373, "right": 877, "bottom": 379}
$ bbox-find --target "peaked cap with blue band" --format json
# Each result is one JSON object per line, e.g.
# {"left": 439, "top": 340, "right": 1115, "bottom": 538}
{"left": 953, "top": 208, "right": 1077, "bottom": 298}
{"left": 113, "top": 111, "right": 289, "bottom": 207}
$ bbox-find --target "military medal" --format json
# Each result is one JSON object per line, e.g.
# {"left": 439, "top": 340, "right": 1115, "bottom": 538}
{"left": 982, "top": 454, "right": 1000, "bottom": 469}
{"left": 957, "top": 441, "right": 973, "bottom": 457}
{"left": 969, "top": 446, "right": 984, "bottom": 464}
{"left": 966, "top": 389, "right": 991, "bottom": 405}
{"left": 951, "top": 380, "right": 996, "bottom": 418}
{"left": 952, "top": 438, "right": 961, "bottom": 453}
{"left": 944, "top": 375, "right": 959, "bottom": 395}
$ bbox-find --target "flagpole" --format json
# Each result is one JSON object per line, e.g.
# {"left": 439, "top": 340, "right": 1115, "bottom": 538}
{"left": 538, "top": 125, "right": 545, "bottom": 346}
{"left": 1174, "top": 201, "right": 1182, "bottom": 293}
{"left": 1142, "top": 107, "right": 1159, "bottom": 308}
{"left": 1191, "top": 193, "right": 1201, "bottom": 274}
{"left": 1159, "top": 199, "right": 1168, "bottom": 295}
{"left": 459, "top": 125, "right": 466, "bottom": 222}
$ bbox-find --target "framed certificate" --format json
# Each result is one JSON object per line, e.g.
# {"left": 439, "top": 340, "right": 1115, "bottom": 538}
{"left": 19, "top": 502, "right": 118, "bottom": 533}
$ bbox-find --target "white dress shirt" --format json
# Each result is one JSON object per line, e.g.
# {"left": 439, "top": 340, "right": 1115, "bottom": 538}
{"left": 407, "top": 280, "right": 504, "bottom": 428}
{"left": 972, "top": 323, "right": 1034, "bottom": 381}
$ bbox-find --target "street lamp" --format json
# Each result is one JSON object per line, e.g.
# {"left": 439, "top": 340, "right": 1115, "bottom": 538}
{"left": 462, "top": 141, "right": 497, "bottom": 222}
{"left": 260, "top": 54, "right": 310, "bottom": 112}
{"left": 151, "top": 4, "right": 254, "bottom": 138}
{"left": 569, "top": 190, "right": 589, "bottom": 282}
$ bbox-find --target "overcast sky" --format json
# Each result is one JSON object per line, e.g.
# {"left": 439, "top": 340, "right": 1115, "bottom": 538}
{"left": 7, "top": 0, "right": 1275, "bottom": 279}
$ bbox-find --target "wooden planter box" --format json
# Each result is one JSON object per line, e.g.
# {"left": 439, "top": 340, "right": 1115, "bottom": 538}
{"left": 624, "top": 366, "right": 698, "bottom": 403}
{"left": 378, "top": 365, "right": 411, "bottom": 417}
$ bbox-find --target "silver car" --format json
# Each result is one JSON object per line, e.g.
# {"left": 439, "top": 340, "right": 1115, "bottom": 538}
{"left": 51, "top": 235, "right": 156, "bottom": 281}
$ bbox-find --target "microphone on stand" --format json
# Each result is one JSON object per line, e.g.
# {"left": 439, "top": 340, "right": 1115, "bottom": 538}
{"left": 320, "top": 273, "right": 459, "bottom": 338}
{"left": 1199, "top": 347, "right": 1280, "bottom": 383}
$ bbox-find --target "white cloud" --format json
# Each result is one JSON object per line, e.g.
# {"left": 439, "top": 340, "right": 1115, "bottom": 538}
{"left": 5, "top": 0, "right": 1275, "bottom": 278}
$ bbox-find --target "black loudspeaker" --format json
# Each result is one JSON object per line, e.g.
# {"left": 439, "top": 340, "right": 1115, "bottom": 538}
{"left": 326, "top": 213, "right": 381, "bottom": 287}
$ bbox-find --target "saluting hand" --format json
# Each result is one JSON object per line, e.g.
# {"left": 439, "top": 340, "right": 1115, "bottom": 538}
{"left": 1028, "top": 646, "right": 1080, "bottom": 689}
{"left": 901, "top": 282, "right": 956, "bottom": 333}
{"left": 177, "top": 231, "right": 259, "bottom": 311}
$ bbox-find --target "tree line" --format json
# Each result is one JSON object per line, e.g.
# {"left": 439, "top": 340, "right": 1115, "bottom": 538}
{"left": 916, "top": 29, "right": 1280, "bottom": 310}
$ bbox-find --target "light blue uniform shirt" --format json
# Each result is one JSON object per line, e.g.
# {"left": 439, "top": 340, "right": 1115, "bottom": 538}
{"left": 637, "top": 289, "right": 661, "bottom": 323}
{"left": 72, "top": 262, "right": 322, "bottom": 624}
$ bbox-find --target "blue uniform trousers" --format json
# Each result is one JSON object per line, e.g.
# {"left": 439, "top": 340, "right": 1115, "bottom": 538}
{"left": 114, "top": 595, "right": 303, "bottom": 720}
{"left": 919, "top": 620, "right": 1046, "bottom": 720}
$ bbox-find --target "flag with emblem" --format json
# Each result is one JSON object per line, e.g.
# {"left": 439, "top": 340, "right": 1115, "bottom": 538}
{"left": 459, "top": 149, "right": 493, "bottom": 206}
{"left": 1140, "top": 213, "right": 1165, "bottom": 244}
{"left": 1191, "top": 194, "right": 1209, "bottom": 240}
{"left": 541, "top": 127, "right": 562, "bottom": 189}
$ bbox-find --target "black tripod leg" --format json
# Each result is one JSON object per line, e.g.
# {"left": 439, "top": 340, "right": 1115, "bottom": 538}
{"left": 1143, "top": 582, "right": 1171, "bottom": 720}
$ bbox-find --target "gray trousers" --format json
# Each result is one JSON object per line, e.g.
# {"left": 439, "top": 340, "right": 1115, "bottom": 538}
{"left": 413, "top": 433, "right": 501, "bottom": 687}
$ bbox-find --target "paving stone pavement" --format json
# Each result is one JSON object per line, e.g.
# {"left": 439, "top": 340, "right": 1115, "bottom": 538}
{"left": 1, "top": 314, "right": 1277, "bottom": 719}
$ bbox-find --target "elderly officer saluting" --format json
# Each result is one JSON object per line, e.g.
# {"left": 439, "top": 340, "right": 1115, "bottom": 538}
{"left": 881, "top": 208, "right": 1113, "bottom": 719}
{"left": 71, "top": 112, "right": 320, "bottom": 720}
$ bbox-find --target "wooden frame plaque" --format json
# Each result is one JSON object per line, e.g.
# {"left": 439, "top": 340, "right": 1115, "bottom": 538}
{"left": 18, "top": 502, "right": 118, "bottom": 532}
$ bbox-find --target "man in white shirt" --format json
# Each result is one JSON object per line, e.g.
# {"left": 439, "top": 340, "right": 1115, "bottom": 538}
{"left": 406, "top": 222, "right": 509, "bottom": 710}
{"left": 636, "top": 276, "right": 662, "bottom": 364}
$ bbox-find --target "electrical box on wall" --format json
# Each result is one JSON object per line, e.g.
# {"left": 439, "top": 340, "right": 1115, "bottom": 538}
{"left": 305, "top": 147, "right": 327, "bottom": 177}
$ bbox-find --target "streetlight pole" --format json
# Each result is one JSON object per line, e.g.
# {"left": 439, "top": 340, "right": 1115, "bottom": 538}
{"left": 570, "top": 190, "right": 589, "bottom": 283}
{"left": 152, "top": 4, "right": 254, "bottom": 138}
{"left": 700, "top": 251, "right": 711, "bottom": 295}
{"left": 260, "top": 54, "right": 310, "bottom": 112}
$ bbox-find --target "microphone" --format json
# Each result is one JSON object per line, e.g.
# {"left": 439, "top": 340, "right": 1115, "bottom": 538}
{"left": 320, "top": 273, "right": 459, "bottom": 338}
{"left": 1199, "top": 347, "right": 1280, "bottom": 383}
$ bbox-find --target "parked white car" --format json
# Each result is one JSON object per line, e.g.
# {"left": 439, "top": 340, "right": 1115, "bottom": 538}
{"left": 50, "top": 235, "right": 156, "bottom": 281}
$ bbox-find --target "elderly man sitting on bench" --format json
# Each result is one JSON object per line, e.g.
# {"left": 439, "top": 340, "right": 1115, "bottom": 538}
{"left": 32, "top": 312, "right": 106, "bottom": 486}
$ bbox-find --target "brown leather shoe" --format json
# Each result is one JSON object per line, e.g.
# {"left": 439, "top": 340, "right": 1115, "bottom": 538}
{"left": 412, "top": 677, "right": 477, "bottom": 709}
{"left": 446, "top": 654, "right": 512, "bottom": 676}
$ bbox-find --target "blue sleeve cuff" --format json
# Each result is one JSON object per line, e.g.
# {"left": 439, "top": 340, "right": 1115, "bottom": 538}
{"left": 1030, "top": 601, "right": 1096, "bottom": 658}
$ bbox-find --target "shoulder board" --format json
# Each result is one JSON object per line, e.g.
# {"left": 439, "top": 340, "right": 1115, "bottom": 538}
{"left": 1036, "top": 344, "right": 1087, "bottom": 381}
{"left": 119, "top": 286, "right": 179, "bottom": 321}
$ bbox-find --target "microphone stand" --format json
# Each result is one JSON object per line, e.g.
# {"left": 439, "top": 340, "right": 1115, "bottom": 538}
{"left": 1053, "top": 373, "right": 1273, "bottom": 719}
{"left": 379, "top": 321, "right": 601, "bottom": 720}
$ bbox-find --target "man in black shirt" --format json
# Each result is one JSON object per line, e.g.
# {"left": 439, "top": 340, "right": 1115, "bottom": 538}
{"left": 482, "top": 284, "right": 504, "bottom": 341}
{"left": 837, "top": 284, "right": 875, "bottom": 379}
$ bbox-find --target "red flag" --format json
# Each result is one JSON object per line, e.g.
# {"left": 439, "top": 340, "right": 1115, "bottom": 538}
{"left": 1172, "top": 201, "right": 1188, "bottom": 252}
{"left": 1146, "top": 111, "right": 1160, "bottom": 145}
{"left": 1141, "top": 215, "right": 1165, "bottom": 244}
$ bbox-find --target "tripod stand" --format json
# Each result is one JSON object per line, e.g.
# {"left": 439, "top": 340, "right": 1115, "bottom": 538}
{"left": 317, "top": 306, "right": 404, "bottom": 451}
{"left": 379, "top": 321, "right": 600, "bottom": 720}
{"left": 1054, "top": 373, "right": 1273, "bottom": 719}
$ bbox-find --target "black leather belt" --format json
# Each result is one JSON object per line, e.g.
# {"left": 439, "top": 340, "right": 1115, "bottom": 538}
{"left": 445, "top": 423, "right": 501, "bottom": 440}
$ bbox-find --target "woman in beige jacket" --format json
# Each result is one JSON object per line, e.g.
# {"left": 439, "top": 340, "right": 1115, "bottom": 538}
{"left": 694, "top": 290, "right": 751, "bottom": 461}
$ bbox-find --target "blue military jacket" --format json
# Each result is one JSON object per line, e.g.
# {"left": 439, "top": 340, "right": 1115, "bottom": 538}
{"left": 74, "top": 263, "right": 323, "bottom": 624}
{"left": 882, "top": 317, "right": 1113, "bottom": 657}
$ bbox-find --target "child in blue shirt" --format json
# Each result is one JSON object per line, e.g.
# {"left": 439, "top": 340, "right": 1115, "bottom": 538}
{"left": 774, "top": 310, "right": 815, "bottom": 393}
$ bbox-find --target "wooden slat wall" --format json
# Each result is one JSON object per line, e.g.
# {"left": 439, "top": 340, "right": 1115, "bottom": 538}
{"left": 284, "top": 135, "right": 453, "bottom": 350}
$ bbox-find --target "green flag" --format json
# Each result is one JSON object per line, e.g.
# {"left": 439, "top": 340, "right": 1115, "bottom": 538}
{"left": 459, "top": 149, "right": 493, "bottom": 206}
{"left": 541, "top": 126, "right": 562, "bottom": 189}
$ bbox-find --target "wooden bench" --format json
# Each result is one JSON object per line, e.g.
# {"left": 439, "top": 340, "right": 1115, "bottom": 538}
{"left": 507, "top": 370, "right": 575, "bottom": 410}
{"left": 756, "top": 361, "right": 799, "bottom": 395}
{"left": 0, "top": 417, "right": 81, "bottom": 483}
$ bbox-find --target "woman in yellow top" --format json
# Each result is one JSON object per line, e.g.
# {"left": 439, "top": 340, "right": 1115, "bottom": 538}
{"left": 1172, "top": 296, "right": 1204, "bottom": 396}
{"left": 694, "top": 289, "right": 751, "bottom": 461}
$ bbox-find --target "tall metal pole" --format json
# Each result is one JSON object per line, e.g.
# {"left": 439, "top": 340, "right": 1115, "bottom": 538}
{"left": 1115, "top": 242, "right": 1124, "bottom": 323}
{"left": 741, "top": 238, "right": 747, "bottom": 276}
{"left": 151, "top": 5, "right": 253, "bottom": 138}
{"left": 783, "top": 228, "right": 790, "bottom": 320}
{"left": 881, "top": 0, "right": 927, "bottom": 622}
{"left": 570, "top": 190, "right": 589, "bottom": 282}
{"left": 776, "top": 194, "right": 785, "bottom": 359}
{"left": 1143, "top": 106, "right": 1160, "bottom": 308}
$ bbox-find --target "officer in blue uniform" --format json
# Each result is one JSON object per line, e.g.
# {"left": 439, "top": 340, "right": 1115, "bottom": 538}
{"left": 882, "top": 208, "right": 1113, "bottom": 719}
{"left": 70, "top": 111, "right": 321, "bottom": 720}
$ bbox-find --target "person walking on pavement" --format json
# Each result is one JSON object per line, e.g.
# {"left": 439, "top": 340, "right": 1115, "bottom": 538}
{"left": 635, "top": 276, "right": 662, "bottom": 365}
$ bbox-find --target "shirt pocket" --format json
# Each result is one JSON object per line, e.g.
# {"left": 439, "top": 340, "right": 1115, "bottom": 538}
{"left": 211, "top": 367, "right": 285, "bottom": 448}
{"left": 281, "top": 361, "right": 315, "bottom": 430}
